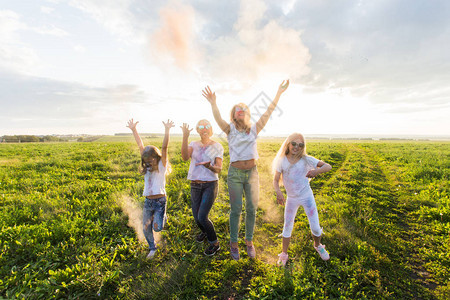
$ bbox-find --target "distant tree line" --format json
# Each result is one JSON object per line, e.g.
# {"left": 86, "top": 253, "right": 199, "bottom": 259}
{"left": 1, "top": 135, "right": 67, "bottom": 143}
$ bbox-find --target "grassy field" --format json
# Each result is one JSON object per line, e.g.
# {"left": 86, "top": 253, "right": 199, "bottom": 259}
{"left": 0, "top": 138, "right": 449, "bottom": 299}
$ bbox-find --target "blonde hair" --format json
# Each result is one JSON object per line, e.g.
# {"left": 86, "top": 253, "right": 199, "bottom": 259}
{"left": 272, "top": 133, "right": 307, "bottom": 175}
{"left": 230, "top": 103, "right": 251, "bottom": 131}
{"left": 140, "top": 145, "right": 172, "bottom": 175}
{"left": 196, "top": 119, "right": 213, "bottom": 136}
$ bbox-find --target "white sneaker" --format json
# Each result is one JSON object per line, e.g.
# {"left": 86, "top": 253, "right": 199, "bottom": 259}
{"left": 146, "top": 249, "right": 157, "bottom": 259}
{"left": 314, "top": 244, "right": 330, "bottom": 261}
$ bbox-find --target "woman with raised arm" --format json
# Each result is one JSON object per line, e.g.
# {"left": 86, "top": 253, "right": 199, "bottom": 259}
{"left": 202, "top": 80, "right": 289, "bottom": 260}
{"left": 180, "top": 120, "right": 224, "bottom": 256}
{"left": 127, "top": 118, "right": 174, "bottom": 259}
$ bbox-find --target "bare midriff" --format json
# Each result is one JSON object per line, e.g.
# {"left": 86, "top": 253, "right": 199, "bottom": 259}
{"left": 146, "top": 194, "right": 165, "bottom": 199}
{"left": 230, "top": 159, "right": 256, "bottom": 170}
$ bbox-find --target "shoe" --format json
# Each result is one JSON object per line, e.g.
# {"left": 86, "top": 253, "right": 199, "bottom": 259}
{"left": 246, "top": 244, "right": 256, "bottom": 259}
{"left": 230, "top": 244, "right": 240, "bottom": 260}
{"left": 314, "top": 244, "right": 330, "bottom": 261}
{"left": 277, "top": 252, "right": 288, "bottom": 267}
{"left": 196, "top": 232, "right": 207, "bottom": 243}
{"left": 146, "top": 249, "right": 157, "bottom": 259}
{"left": 204, "top": 243, "right": 220, "bottom": 256}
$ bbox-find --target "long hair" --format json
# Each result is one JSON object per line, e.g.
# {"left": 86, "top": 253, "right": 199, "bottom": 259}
{"left": 230, "top": 103, "right": 251, "bottom": 132}
{"left": 140, "top": 145, "right": 171, "bottom": 175}
{"left": 272, "top": 133, "right": 307, "bottom": 177}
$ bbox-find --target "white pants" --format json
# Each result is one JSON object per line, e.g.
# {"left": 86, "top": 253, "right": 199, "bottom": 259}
{"left": 282, "top": 194, "right": 322, "bottom": 238}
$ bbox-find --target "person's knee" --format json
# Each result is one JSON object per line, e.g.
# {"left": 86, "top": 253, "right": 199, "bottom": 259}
{"left": 246, "top": 206, "right": 257, "bottom": 218}
{"left": 282, "top": 228, "right": 293, "bottom": 237}
{"left": 143, "top": 218, "right": 152, "bottom": 232}
{"left": 230, "top": 209, "right": 241, "bottom": 218}
{"left": 153, "top": 221, "right": 163, "bottom": 232}
{"left": 311, "top": 227, "right": 322, "bottom": 237}
{"left": 197, "top": 213, "right": 209, "bottom": 225}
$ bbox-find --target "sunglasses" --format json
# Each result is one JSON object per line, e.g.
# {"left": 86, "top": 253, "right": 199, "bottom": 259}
{"left": 290, "top": 141, "right": 305, "bottom": 148}
{"left": 235, "top": 106, "right": 247, "bottom": 112}
{"left": 197, "top": 124, "right": 211, "bottom": 130}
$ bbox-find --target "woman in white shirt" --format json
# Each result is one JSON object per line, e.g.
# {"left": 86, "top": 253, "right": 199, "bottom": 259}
{"left": 202, "top": 80, "right": 289, "bottom": 260}
{"left": 181, "top": 120, "right": 224, "bottom": 256}
{"left": 272, "top": 133, "right": 332, "bottom": 266}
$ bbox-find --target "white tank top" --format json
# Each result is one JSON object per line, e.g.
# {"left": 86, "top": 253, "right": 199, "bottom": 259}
{"left": 143, "top": 160, "right": 166, "bottom": 196}
{"left": 227, "top": 123, "right": 259, "bottom": 162}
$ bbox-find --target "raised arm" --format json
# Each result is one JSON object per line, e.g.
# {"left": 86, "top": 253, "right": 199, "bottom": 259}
{"left": 202, "top": 86, "right": 230, "bottom": 134}
{"left": 256, "top": 80, "right": 289, "bottom": 135}
{"left": 273, "top": 171, "right": 285, "bottom": 205}
{"left": 180, "top": 123, "right": 193, "bottom": 161}
{"left": 127, "top": 118, "right": 144, "bottom": 154}
{"left": 161, "top": 119, "right": 174, "bottom": 167}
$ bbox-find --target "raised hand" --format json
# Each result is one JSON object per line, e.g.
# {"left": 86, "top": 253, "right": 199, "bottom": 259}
{"left": 162, "top": 119, "right": 175, "bottom": 130}
{"left": 202, "top": 86, "right": 216, "bottom": 105}
{"left": 277, "top": 79, "right": 290, "bottom": 94}
{"left": 126, "top": 118, "right": 139, "bottom": 131}
{"left": 180, "top": 123, "right": 193, "bottom": 136}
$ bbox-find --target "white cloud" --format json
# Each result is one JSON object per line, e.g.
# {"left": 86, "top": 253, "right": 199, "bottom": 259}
{"left": 40, "top": 6, "right": 55, "bottom": 14}
{"left": 73, "top": 44, "right": 86, "bottom": 52}
{"left": 284, "top": 0, "right": 450, "bottom": 109}
{"left": 0, "top": 10, "right": 40, "bottom": 73}
{"left": 68, "top": 0, "right": 145, "bottom": 43}
{"left": 0, "top": 71, "right": 153, "bottom": 134}
{"left": 32, "top": 24, "right": 69, "bottom": 37}
{"left": 202, "top": 0, "right": 310, "bottom": 89}
{"left": 144, "top": 0, "right": 310, "bottom": 89}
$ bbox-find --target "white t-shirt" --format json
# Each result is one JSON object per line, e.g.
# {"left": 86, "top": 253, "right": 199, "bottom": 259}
{"left": 143, "top": 160, "right": 167, "bottom": 196}
{"left": 276, "top": 155, "right": 320, "bottom": 198}
{"left": 187, "top": 141, "right": 224, "bottom": 181}
{"left": 227, "top": 123, "right": 259, "bottom": 162}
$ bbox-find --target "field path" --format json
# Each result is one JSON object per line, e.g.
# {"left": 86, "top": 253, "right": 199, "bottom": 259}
{"left": 361, "top": 145, "right": 439, "bottom": 292}
{"left": 315, "top": 143, "right": 437, "bottom": 298}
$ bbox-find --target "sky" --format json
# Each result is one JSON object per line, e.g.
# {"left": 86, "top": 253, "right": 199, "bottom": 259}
{"left": 1, "top": 0, "right": 449, "bottom": 137}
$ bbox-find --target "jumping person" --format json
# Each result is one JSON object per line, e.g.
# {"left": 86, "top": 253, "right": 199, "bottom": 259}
{"left": 272, "top": 133, "right": 332, "bottom": 266}
{"left": 127, "top": 118, "right": 174, "bottom": 259}
{"left": 202, "top": 80, "right": 289, "bottom": 260}
{"left": 180, "top": 120, "right": 224, "bottom": 256}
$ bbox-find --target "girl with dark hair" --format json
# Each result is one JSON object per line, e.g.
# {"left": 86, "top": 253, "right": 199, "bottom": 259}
{"left": 127, "top": 118, "right": 174, "bottom": 259}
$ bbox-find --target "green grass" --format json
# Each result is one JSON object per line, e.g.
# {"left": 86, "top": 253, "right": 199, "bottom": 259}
{"left": 0, "top": 139, "right": 449, "bottom": 299}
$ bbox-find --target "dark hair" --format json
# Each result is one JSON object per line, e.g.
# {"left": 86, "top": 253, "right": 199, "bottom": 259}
{"left": 140, "top": 145, "right": 162, "bottom": 175}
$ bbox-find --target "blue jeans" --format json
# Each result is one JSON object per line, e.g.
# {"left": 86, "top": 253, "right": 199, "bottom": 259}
{"left": 227, "top": 165, "right": 259, "bottom": 243}
{"left": 190, "top": 181, "right": 219, "bottom": 244}
{"left": 143, "top": 196, "right": 167, "bottom": 250}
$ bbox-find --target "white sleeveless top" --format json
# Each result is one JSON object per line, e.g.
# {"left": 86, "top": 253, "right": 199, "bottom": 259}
{"left": 187, "top": 141, "right": 224, "bottom": 181}
{"left": 143, "top": 160, "right": 167, "bottom": 196}
{"left": 227, "top": 123, "right": 259, "bottom": 162}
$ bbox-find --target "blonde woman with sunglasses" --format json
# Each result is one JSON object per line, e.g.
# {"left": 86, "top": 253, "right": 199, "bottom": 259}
{"left": 202, "top": 80, "right": 289, "bottom": 260}
{"left": 181, "top": 120, "right": 224, "bottom": 256}
{"left": 272, "top": 133, "right": 332, "bottom": 266}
